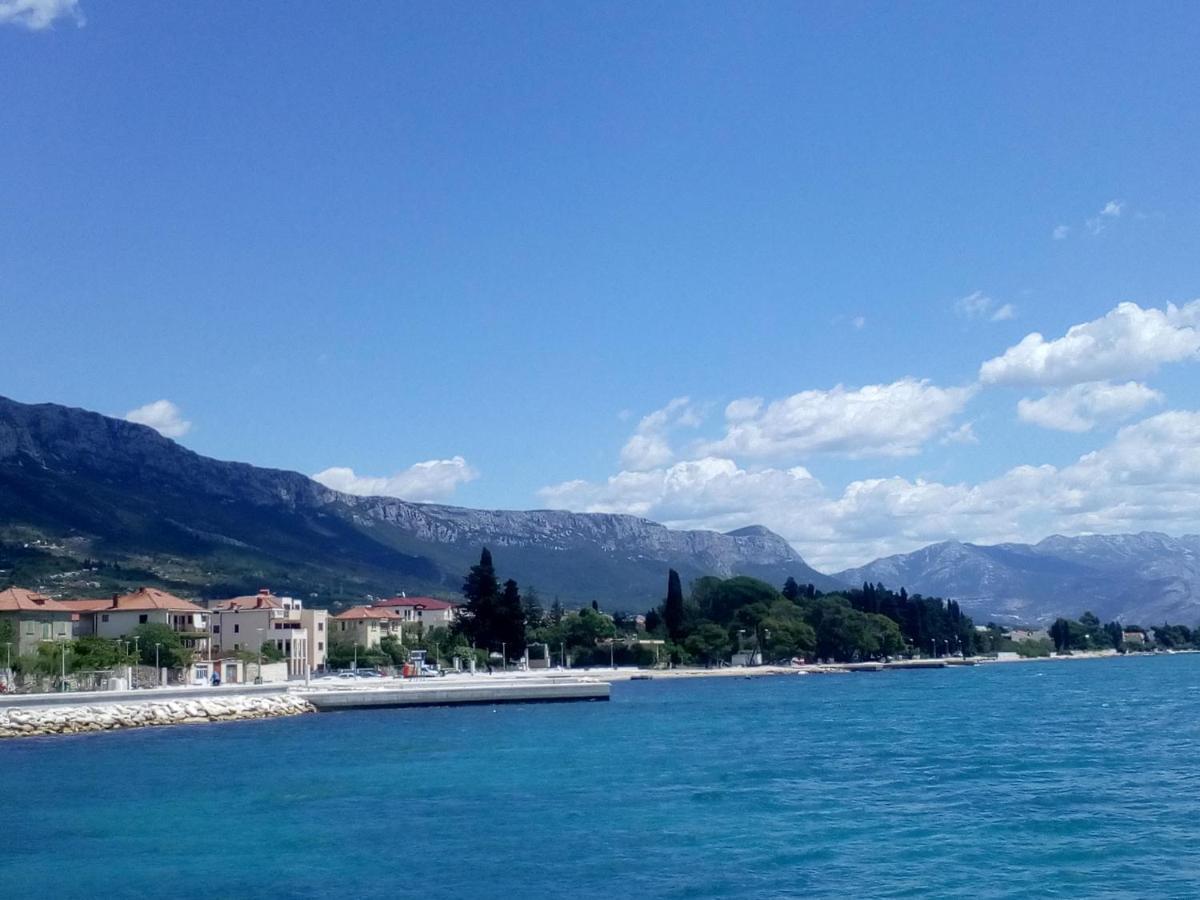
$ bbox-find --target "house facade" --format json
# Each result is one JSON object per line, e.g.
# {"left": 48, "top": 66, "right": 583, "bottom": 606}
{"left": 208, "top": 589, "right": 327, "bottom": 676}
{"left": 0, "top": 588, "right": 75, "bottom": 658}
{"left": 371, "top": 596, "right": 459, "bottom": 629}
{"left": 332, "top": 606, "right": 405, "bottom": 649}
{"left": 61, "top": 588, "right": 210, "bottom": 659}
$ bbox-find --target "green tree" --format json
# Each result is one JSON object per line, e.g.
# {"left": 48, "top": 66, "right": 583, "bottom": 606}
{"left": 131, "top": 623, "right": 192, "bottom": 668}
{"left": 684, "top": 623, "right": 730, "bottom": 666}
{"left": 456, "top": 547, "right": 501, "bottom": 647}
{"left": 496, "top": 578, "right": 527, "bottom": 660}
{"left": 663, "top": 569, "right": 686, "bottom": 642}
{"left": 782, "top": 577, "right": 801, "bottom": 603}
{"left": 523, "top": 586, "right": 546, "bottom": 630}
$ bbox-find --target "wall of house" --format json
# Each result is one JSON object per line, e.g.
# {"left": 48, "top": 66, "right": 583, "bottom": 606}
{"left": 2, "top": 612, "right": 73, "bottom": 657}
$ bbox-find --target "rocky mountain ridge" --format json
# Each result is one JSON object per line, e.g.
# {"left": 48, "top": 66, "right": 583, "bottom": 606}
{"left": 0, "top": 395, "right": 831, "bottom": 606}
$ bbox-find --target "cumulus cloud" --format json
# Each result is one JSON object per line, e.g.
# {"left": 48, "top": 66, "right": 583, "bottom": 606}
{"left": 700, "top": 378, "right": 975, "bottom": 460}
{"left": 0, "top": 0, "right": 84, "bottom": 29}
{"left": 619, "top": 397, "right": 702, "bottom": 471}
{"left": 538, "top": 411, "right": 1200, "bottom": 571}
{"left": 124, "top": 400, "right": 192, "bottom": 439}
{"left": 979, "top": 300, "right": 1200, "bottom": 387}
{"left": 313, "top": 457, "right": 479, "bottom": 503}
{"left": 955, "top": 291, "right": 1016, "bottom": 323}
{"left": 1017, "top": 381, "right": 1163, "bottom": 432}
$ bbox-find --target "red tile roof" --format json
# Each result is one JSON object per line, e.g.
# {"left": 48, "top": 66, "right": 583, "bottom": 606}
{"left": 0, "top": 587, "right": 73, "bottom": 614}
{"left": 58, "top": 598, "right": 119, "bottom": 613}
{"left": 333, "top": 605, "right": 405, "bottom": 621}
{"left": 114, "top": 587, "right": 207, "bottom": 613}
{"left": 212, "top": 589, "right": 285, "bottom": 611}
{"left": 373, "top": 596, "right": 457, "bottom": 611}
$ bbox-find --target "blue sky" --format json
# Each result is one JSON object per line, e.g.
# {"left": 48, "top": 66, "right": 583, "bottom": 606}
{"left": 3, "top": 1, "right": 1199, "bottom": 570}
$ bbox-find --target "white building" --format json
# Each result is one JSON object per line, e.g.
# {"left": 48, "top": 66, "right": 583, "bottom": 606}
{"left": 370, "top": 595, "right": 459, "bottom": 629}
{"left": 208, "top": 589, "right": 327, "bottom": 676}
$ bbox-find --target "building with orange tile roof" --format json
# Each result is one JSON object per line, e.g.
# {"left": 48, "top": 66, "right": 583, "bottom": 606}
{"left": 0, "top": 587, "right": 75, "bottom": 659}
{"left": 208, "top": 589, "right": 328, "bottom": 676}
{"left": 332, "top": 605, "right": 405, "bottom": 649}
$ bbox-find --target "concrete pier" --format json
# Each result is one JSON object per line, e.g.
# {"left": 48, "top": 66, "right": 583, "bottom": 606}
{"left": 299, "top": 677, "right": 610, "bottom": 710}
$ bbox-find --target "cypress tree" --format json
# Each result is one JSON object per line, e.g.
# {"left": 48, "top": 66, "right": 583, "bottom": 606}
{"left": 458, "top": 547, "right": 500, "bottom": 646}
{"left": 663, "top": 568, "right": 685, "bottom": 641}
{"left": 782, "top": 576, "right": 801, "bottom": 602}
{"left": 497, "top": 578, "right": 527, "bottom": 660}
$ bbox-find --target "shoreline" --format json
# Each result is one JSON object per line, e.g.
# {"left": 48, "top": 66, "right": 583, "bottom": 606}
{"left": 1, "top": 650, "right": 1184, "bottom": 740}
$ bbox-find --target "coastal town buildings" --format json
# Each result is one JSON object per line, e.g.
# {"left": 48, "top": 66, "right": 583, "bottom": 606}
{"left": 332, "top": 606, "right": 405, "bottom": 649}
{"left": 59, "top": 588, "right": 211, "bottom": 658}
{"left": 370, "top": 595, "right": 458, "bottom": 629}
{"left": 207, "top": 589, "right": 327, "bottom": 676}
{"left": 0, "top": 587, "right": 75, "bottom": 657}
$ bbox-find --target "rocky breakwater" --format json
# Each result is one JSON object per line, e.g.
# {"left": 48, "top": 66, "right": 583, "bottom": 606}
{"left": 0, "top": 693, "right": 315, "bottom": 739}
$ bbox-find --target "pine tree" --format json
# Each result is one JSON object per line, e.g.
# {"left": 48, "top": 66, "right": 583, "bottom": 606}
{"left": 523, "top": 586, "right": 545, "bottom": 630}
{"left": 782, "top": 576, "right": 801, "bottom": 602}
{"left": 663, "top": 568, "right": 685, "bottom": 642}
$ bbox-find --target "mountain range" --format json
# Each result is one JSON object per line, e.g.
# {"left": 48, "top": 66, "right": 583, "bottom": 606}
{"left": 835, "top": 532, "right": 1200, "bottom": 625}
{"left": 0, "top": 395, "right": 835, "bottom": 608}
{"left": 2, "top": 394, "right": 1199, "bottom": 625}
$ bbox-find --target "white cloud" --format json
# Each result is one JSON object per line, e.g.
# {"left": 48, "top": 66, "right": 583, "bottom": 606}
{"left": 619, "top": 397, "right": 702, "bottom": 471}
{"left": 940, "top": 422, "right": 979, "bottom": 445}
{"left": 851, "top": 315, "right": 867, "bottom": 330}
{"left": 0, "top": 0, "right": 84, "bottom": 29}
{"left": 313, "top": 457, "right": 479, "bottom": 503}
{"left": 124, "top": 400, "right": 192, "bottom": 439}
{"left": 1017, "top": 381, "right": 1163, "bottom": 432}
{"left": 701, "top": 378, "right": 976, "bottom": 460}
{"left": 538, "top": 410, "right": 1200, "bottom": 571}
{"left": 955, "top": 291, "right": 1015, "bottom": 323}
{"left": 1085, "top": 198, "right": 1124, "bottom": 235}
{"left": 1052, "top": 224, "right": 1071, "bottom": 240}
{"left": 979, "top": 300, "right": 1200, "bottom": 387}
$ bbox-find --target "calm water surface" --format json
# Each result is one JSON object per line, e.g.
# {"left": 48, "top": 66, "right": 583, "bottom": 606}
{"left": 4, "top": 654, "right": 1200, "bottom": 898}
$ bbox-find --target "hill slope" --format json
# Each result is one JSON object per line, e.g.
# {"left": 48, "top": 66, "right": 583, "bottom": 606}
{"left": 0, "top": 395, "right": 834, "bottom": 607}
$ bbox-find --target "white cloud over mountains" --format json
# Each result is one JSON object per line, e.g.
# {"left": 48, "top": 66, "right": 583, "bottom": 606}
{"left": 540, "top": 411, "right": 1200, "bottom": 571}
{"left": 701, "top": 379, "right": 975, "bottom": 460}
{"left": 619, "top": 397, "right": 702, "bottom": 471}
{"left": 124, "top": 400, "right": 192, "bottom": 439}
{"left": 537, "top": 297, "right": 1200, "bottom": 570}
{"left": 980, "top": 300, "right": 1200, "bottom": 387}
{"left": 0, "top": 0, "right": 83, "bottom": 29}
{"left": 313, "top": 457, "right": 479, "bottom": 503}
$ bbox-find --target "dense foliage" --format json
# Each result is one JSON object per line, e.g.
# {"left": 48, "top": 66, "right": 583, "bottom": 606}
{"left": 642, "top": 574, "right": 981, "bottom": 665}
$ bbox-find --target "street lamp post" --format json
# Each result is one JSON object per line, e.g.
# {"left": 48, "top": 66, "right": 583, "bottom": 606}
{"left": 501, "top": 641, "right": 507, "bottom": 672}
{"left": 60, "top": 640, "right": 67, "bottom": 692}
{"left": 763, "top": 628, "right": 771, "bottom": 666}
{"left": 155, "top": 642, "right": 162, "bottom": 686}
{"left": 609, "top": 640, "right": 615, "bottom": 669}
{"left": 133, "top": 636, "right": 140, "bottom": 687}
{"left": 353, "top": 642, "right": 358, "bottom": 672}
{"left": 561, "top": 642, "right": 566, "bottom": 670}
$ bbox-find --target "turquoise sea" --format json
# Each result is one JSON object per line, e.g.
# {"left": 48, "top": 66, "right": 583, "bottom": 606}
{"left": 4, "top": 654, "right": 1200, "bottom": 898}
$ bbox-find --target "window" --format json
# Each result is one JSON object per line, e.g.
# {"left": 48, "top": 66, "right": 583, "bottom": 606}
{"left": 212, "top": 624, "right": 221, "bottom": 634}
{"left": 234, "top": 624, "right": 240, "bottom": 634}
{"left": 317, "top": 622, "right": 324, "bottom": 631}
{"left": 101, "top": 614, "right": 109, "bottom": 622}
{"left": 42, "top": 622, "right": 51, "bottom": 638}
{"left": 24, "top": 622, "right": 33, "bottom": 635}
{"left": 318, "top": 642, "right": 324, "bottom": 651}
{"left": 138, "top": 614, "right": 148, "bottom": 624}
{"left": 56, "top": 622, "right": 67, "bottom": 635}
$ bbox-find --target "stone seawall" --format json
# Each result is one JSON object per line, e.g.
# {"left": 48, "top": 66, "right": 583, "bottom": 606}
{"left": 0, "top": 693, "right": 315, "bottom": 738}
